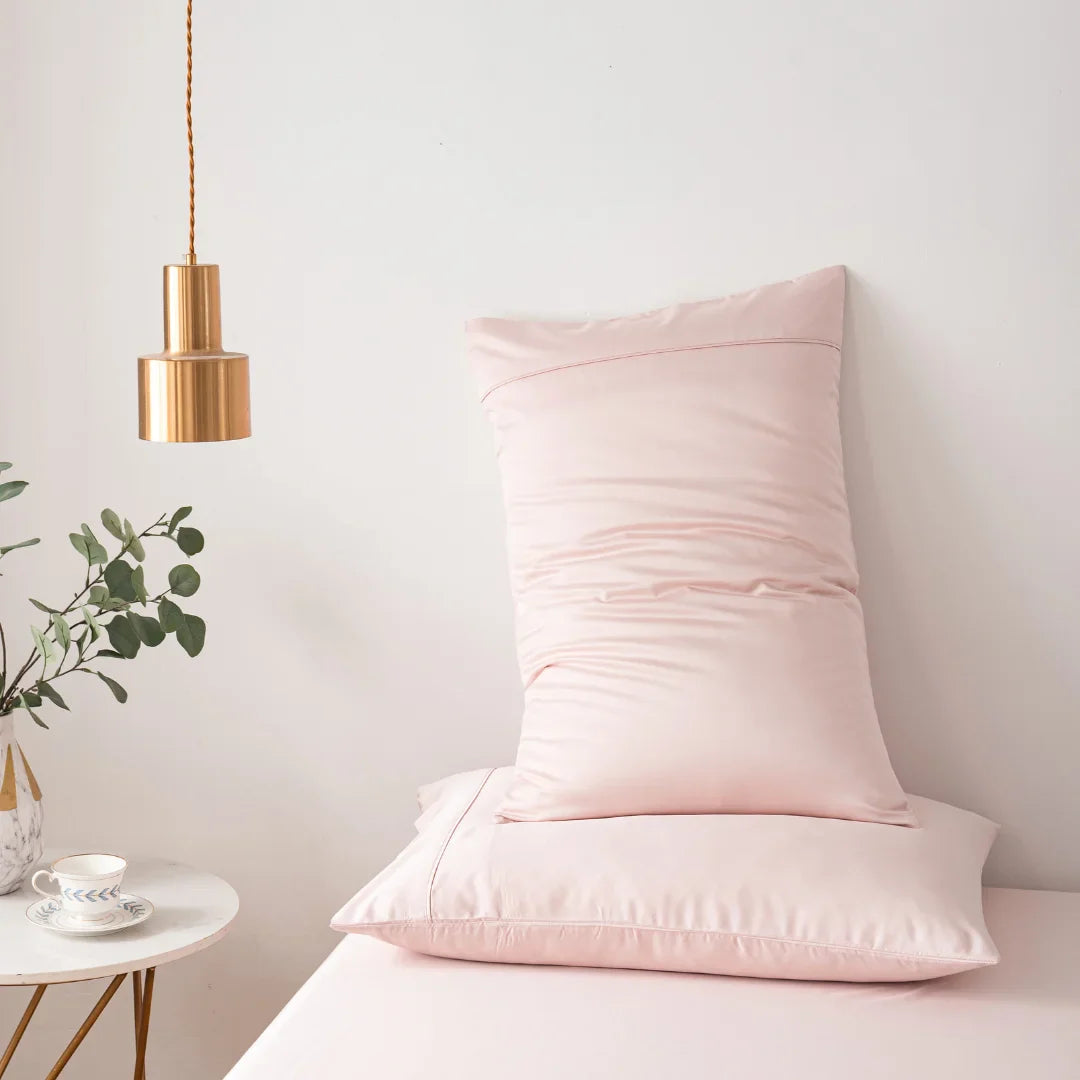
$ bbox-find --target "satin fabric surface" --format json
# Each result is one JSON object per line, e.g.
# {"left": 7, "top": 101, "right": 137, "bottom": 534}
{"left": 470, "top": 267, "right": 912, "bottom": 824}
{"left": 331, "top": 768, "right": 998, "bottom": 982}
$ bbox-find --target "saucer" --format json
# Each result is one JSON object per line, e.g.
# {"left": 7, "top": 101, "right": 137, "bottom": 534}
{"left": 26, "top": 893, "right": 154, "bottom": 935}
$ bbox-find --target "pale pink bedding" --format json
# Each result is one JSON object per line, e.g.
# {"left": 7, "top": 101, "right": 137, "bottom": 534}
{"left": 332, "top": 767, "right": 998, "bottom": 981}
{"left": 470, "top": 267, "right": 913, "bottom": 826}
{"left": 228, "top": 888, "right": 1080, "bottom": 1080}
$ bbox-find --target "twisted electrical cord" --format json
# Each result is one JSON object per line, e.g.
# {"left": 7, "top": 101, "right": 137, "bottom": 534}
{"left": 186, "top": 0, "right": 196, "bottom": 262}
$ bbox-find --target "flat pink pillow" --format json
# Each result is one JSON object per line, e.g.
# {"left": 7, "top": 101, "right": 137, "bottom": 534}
{"left": 469, "top": 267, "right": 912, "bottom": 824}
{"left": 331, "top": 768, "right": 1000, "bottom": 982}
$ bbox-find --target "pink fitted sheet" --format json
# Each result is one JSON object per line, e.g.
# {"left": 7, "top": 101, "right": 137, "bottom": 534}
{"left": 226, "top": 888, "right": 1080, "bottom": 1079}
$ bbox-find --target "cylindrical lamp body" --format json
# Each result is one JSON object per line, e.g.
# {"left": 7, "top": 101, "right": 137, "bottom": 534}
{"left": 138, "top": 263, "right": 251, "bottom": 442}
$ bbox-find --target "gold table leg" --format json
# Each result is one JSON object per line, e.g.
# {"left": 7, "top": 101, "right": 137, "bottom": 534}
{"left": 133, "top": 967, "right": 155, "bottom": 1080}
{"left": 0, "top": 984, "right": 47, "bottom": 1078}
{"left": 44, "top": 973, "right": 126, "bottom": 1080}
{"left": 3, "top": 968, "right": 158, "bottom": 1079}
{"left": 132, "top": 970, "right": 143, "bottom": 1034}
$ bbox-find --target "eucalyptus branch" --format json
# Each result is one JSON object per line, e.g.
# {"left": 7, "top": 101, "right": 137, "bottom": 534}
{"left": 0, "top": 483, "right": 207, "bottom": 723}
{"left": 0, "top": 515, "right": 165, "bottom": 708}
{"left": 36, "top": 650, "right": 102, "bottom": 685}
{"left": 3, "top": 652, "right": 44, "bottom": 715}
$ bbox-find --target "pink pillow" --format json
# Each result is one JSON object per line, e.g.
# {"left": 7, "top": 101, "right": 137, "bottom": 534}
{"left": 331, "top": 768, "right": 999, "bottom": 982}
{"left": 470, "top": 266, "right": 913, "bottom": 824}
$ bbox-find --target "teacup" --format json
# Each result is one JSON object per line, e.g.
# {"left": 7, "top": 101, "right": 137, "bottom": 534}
{"left": 32, "top": 853, "right": 127, "bottom": 921}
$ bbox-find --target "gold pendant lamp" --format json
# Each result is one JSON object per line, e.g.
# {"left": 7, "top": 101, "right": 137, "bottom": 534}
{"left": 138, "top": 0, "right": 251, "bottom": 442}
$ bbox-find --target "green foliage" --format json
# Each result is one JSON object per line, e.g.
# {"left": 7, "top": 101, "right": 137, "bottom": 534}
{"left": 31, "top": 626, "right": 54, "bottom": 665}
{"left": 176, "top": 527, "right": 204, "bottom": 556}
{"left": 0, "top": 468, "right": 209, "bottom": 724}
{"left": 51, "top": 613, "right": 71, "bottom": 651}
{"left": 105, "top": 615, "right": 141, "bottom": 659}
{"left": 100, "top": 509, "right": 124, "bottom": 540}
{"left": 36, "top": 682, "right": 69, "bottom": 711}
{"left": 168, "top": 564, "right": 200, "bottom": 597}
{"left": 104, "top": 559, "right": 137, "bottom": 601}
{"left": 131, "top": 565, "right": 148, "bottom": 603}
{"left": 168, "top": 506, "right": 192, "bottom": 534}
{"left": 82, "top": 606, "right": 102, "bottom": 641}
{"left": 129, "top": 612, "right": 165, "bottom": 648}
{"left": 0, "top": 538, "right": 39, "bottom": 555}
{"left": 157, "top": 598, "right": 184, "bottom": 632}
{"left": 88, "top": 671, "right": 128, "bottom": 704}
{"left": 69, "top": 532, "right": 108, "bottom": 565}
{"left": 175, "top": 613, "right": 206, "bottom": 657}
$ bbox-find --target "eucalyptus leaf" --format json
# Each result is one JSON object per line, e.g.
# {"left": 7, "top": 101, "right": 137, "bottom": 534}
{"left": 36, "top": 682, "right": 70, "bottom": 711}
{"left": 0, "top": 538, "right": 40, "bottom": 555}
{"left": 31, "top": 626, "right": 54, "bottom": 664}
{"left": 175, "top": 613, "right": 206, "bottom": 657}
{"left": 88, "top": 585, "right": 109, "bottom": 606}
{"left": 94, "top": 649, "right": 126, "bottom": 659}
{"left": 0, "top": 462, "right": 11, "bottom": 472}
{"left": 17, "top": 691, "right": 42, "bottom": 708}
{"left": 100, "top": 508, "right": 125, "bottom": 540}
{"left": 0, "top": 480, "right": 28, "bottom": 503}
{"left": 176, "top": 527, "right": 204, "bottom": 556}
{"left": 28, "top": 709, "right": 48, "bottom": 729}
{"left": 105, "top": 615, "right": 141, "bottom": 659}
{"left": 80, "top": 523, "right": 98, "bottom": 543}
{"left": 129, "top": 611, "right": 165, "bottom": 647}
{"left": 168, "top": 564, "right": 200, "bottom": 597}
{"left": 104, "top": 559, "right": 137, "bottom": 602}
{"left": 128, "top": 534, "right": 146, "bottom": 562}
{"left": 51, "top": 613, "right": 71, "bottom": 651}
{"left": 74, "top": 629, "right": 88, "bottom": 654}
{"left": 132, "top": 565, "right": 148, "bottom": 604}
{"left": 82, "top": 605, "right": 102, "bottom": 641}
{"left": 29, "top": 599, "right": 58, "bottom": 614}
{"left": 69, "top": 531, "right": 107, "bottom": 565}
{"left": 157, "top": 598, "right": 184, "bottom": 633}
{"left": 94, "top": 672, "right": 128, "bottom": 704}
{"left": 168, "top": 506, "right": 192, "bottom": 534}
{"left": 69, "top": 532, "right": 91, "bottom": 560}
{"left": 123, "top": 518, "right": 135, "bottom": 542}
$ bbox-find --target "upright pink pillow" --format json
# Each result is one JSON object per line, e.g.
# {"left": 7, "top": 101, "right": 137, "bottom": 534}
{"left": 470, "top": 267, "right": 913, "bottom": 824}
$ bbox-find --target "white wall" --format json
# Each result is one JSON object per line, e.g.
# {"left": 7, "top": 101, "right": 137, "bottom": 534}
{"left": 2, "top": 0, "right": 1077, "bottom": 1074}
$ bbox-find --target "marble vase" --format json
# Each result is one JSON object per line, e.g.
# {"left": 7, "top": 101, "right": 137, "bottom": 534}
{"left": 0, "top": 712, "right": 44, "bottom": 895}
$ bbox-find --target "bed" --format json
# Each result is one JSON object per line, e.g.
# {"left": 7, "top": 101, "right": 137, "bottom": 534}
{"left": 226, "top": 887, "right": 1080, "bottom": 1079}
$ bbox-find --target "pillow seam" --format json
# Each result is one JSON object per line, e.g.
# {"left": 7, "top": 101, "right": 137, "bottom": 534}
{"left": 345, "top": 916, "right": 993, "bottom": 966}
{"left": 479, "top": 337, "right": 840, "bottom": 403}
{"left": 426, "top": 768, "right": 496, "bottom": 920}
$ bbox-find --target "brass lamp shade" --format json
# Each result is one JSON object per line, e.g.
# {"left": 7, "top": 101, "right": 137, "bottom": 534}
{"left": 138, "top": 262, "right": 250, "bottom": 442}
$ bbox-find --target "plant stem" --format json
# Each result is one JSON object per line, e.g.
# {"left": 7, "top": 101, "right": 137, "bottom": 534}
{"left": 38, "top": 651, "right": 102, "bottom": 686}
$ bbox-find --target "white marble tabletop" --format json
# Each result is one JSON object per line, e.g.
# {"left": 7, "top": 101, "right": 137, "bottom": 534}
{"left": 0, "top": 852, "right": 239, "bottom": 985}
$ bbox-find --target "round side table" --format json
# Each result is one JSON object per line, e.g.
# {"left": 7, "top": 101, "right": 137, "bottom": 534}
{"left": 0, "top": 852, "right": 238, "bottom": 1079}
